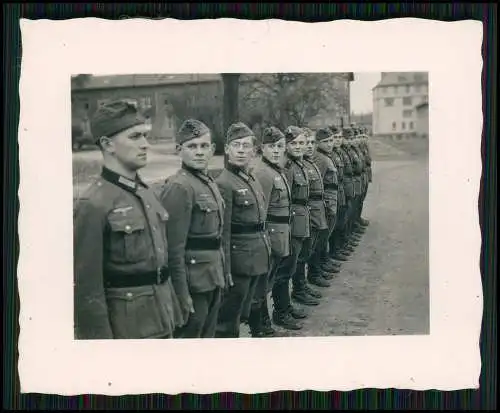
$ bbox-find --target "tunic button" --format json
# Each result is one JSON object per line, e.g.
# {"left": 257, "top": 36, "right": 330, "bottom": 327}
{"left": 244, "top": 200, "right": 249, "bottom": 205}
{"left": 125, "top": 225, "right": 131, "bottom": 232}
{"left": 146, "top": 204, "right": 151, "bottom": 209}
{"left": 190, "top": 259, "right": 196, "bottom": 264}
{"left": 271, "top": 228, "right": 275, "bottom": 232}
{"left": 207, "top": 208, "right": 211, "bottom": 212}
{"left": 126, "top": 292, "right": 133, "bottom": 298}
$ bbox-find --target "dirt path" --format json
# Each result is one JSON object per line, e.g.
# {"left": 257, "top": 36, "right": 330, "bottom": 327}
{"left": 242, "top": 155, "right": 430, "bottom": 337}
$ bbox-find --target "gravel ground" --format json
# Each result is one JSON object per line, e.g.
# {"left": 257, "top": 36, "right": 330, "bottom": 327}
{"left": 72, "top": 137, "right": 430, "bottom": 337}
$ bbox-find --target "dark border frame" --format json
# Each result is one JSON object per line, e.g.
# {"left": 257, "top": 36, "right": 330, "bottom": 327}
{"left": 3, "top": 3, "right": 497, "bottom": 410}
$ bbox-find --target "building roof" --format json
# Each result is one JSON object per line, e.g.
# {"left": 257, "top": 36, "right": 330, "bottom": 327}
{"left": 373, "top": 72, "right": 428, "bottom": 89}
{"left": 71, "top": 74, "right": 221, "bottom": 91}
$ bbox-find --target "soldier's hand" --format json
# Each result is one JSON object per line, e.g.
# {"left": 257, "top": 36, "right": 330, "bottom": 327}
{"left": 186, "top": 295, "right": 195, "bottom": 314}
{"left": 182, "top": 295, "right": 195, "bottom": 322}
{"left": 226, "top": 273, "right": 234, "bottom": 290}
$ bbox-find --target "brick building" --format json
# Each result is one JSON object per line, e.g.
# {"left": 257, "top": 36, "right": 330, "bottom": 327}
{"left": 71, "top": 74, "right": 222, "bottom": 143}
{"left": 71, "top": 72, "right": 353, "bottom": 145}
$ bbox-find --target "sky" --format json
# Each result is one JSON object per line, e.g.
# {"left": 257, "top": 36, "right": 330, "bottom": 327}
{"left": 349, "top": 72, "right": 381, "bottom": 114}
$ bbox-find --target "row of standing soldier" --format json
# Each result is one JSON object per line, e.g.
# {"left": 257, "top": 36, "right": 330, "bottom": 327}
{"left": 73, "top": 100, "right": 372, "bottom": 340}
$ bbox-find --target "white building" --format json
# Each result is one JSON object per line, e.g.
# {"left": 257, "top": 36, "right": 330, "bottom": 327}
{"left": 372, "top": 72, "right": 429, "bottom": 138}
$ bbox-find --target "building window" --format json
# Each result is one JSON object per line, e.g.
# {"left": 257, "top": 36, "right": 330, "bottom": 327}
{"left": 409, "top": 121, "right": 414, "bottom": 129}
{"left": 415, "top": 85, "right": 421, "bottom": 92}
{"left": 403, "top": 109, "right": 413, "bottom": 118}
{"left": 402, "top": 122, "right": 406, "bottom": 130}
{"left": 403, "top": 97, "right": 413, "bottom": 106}
{"left": 392, "top": 122, "right": 397, "bottom": 131}
{"left": 406, "top": 85, "right": 411, "bottom": 93}
{"left": 393, "top": 86, "right": 398, "bottom": 93}
{"left": 398, "top": 75, "right": 407, "bottom": 82}
{"left": 384, "top": 98, "right": 395, "bottom": 107}
{"left": 381, "top": 87, "right": 386, "bottom": 94}
{"left": 414, "top": 73, "right": 424, "bottom": 82}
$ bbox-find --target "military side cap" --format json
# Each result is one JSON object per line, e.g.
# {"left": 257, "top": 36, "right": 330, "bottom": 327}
{"left": 90, "top": 100, "right": 145, "bottom": 142}
{"left": 316, "top": 127, "right": 333, "bottom": 141}
{"left": 177, "top": 119, "right": 210, "bottom": 145}
{"left": 343, "top": 127, "right": 354, "bottom": 138}
{"left": 329, "top": 125, "right": 340, "bottom": 135}
{"left": 302, "top": 127, "right": 314, "bottom": 137}
{"left": 262, "top": 126, "right": 285, "bottom": 144}
{"left": 226, "top": 122, "right": 254, "bottom": 144}
{"left": 284, "top": 126, "right": 303, "bottom": 142}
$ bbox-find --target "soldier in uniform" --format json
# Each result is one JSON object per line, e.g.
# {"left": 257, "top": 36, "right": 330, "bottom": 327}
{"left": 73, "top": 100, "right": 184, "bottom": 340}
{"left": 310, "top": 127, "right": 342, "bottom": 280}
{"left": 271, "top": 126, "right": 312, "bottom": 330}
{"left": 343, "top": 127, "right": 366, "bottom": 252}
{"left": 333, "top": 128, "right": 361, "bottom": 260}
{"left": 298, "top": 127, "right": 331, "bottom": 292}
{"left": 250, "top": 126, "right": 291, "bottom": 337}
{"left": 159, "top": 119, "right": 226, "bottom": 339}
{"left": 214, "top": 122, "right": 271, "bottom": 338}
{"left": 325, "top": 125, "right": 348, "bottom": 267}
{"left": 357, "top": 127, "right": 372, "bottom": 227}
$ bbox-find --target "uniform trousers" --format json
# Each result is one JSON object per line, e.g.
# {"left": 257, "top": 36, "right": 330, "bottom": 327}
{"left": 292, "top": 229, "right": 320, "bottom": 289}
{"left": 175, "top": 288, "right": 222, "bottom": 339}
{"left": 272, "top": 237, "right": 307, "bottom": 313}
{"left": 311, "top": 213, "right": 337, "bottom": 270}
{"left": 215, "top": 274, "right": 261, "bottom": 338}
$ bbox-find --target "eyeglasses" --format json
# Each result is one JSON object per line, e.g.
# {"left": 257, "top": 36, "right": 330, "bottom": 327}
{"left": 229, "top": 141, "right": 253, "bottom": 150}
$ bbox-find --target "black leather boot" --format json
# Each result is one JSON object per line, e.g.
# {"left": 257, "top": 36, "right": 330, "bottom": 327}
{"left": 260, "top": 300, "right": 276, "bottom": 337}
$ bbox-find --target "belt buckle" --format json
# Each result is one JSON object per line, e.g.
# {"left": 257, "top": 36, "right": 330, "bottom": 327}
{"left": 156, "top": 267, "right": 162, "bottom": 284}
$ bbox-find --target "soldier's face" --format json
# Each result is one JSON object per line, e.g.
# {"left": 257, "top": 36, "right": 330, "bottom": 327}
{"left": 262, "top": 138, "right": 286, "bottom": 165}
{"left": 333, "top": 135, "right": 342, "bottom": 148}
{"left": 101, "top": 123, "right": 151, "bottom": 171}
{"left": 286, "top": 134, "right": 307, "bottom": 158}
{"left": 317, "top": 136, "right": 334, "bottom": 153}
{"left": 225, "top": 136, "right": 254, "bottom": 168}
{"left": 305, "top": 136, "right": 317, "bottom": 157}
{"left": 178, "top": 133, "right": 214, "bottom": 171}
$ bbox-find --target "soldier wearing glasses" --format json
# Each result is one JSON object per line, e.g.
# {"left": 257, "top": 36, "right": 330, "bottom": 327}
{"left": 214, "top": 122, "right": 271, "bottom": 338}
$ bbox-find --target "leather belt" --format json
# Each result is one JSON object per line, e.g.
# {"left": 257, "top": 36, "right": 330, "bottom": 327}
{"left": 266, "top": 214, "right": 290, "bottom": 224}
{"left": 186, "top": 237, "right": 222, "bottom": 250}
{"left": 104, "top": 267, "right": 170, "bottom": 289}
{"left": 293, "top": 199, "right": 308, "bottom": 206}
{"left": 309, "top": 194, "right": 324, "bottom": 201}
{"left": 325, "top": 183, "right": 339, "bottom": 190}
{"left": 231, "top": 222, "right": 266, "bottom": 234}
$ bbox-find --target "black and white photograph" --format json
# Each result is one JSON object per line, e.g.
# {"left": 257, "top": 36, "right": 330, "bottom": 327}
{"left": 71, "top": 72, "right": 430, "bottom": 340}
{"left": 17, "top": 18, "right": 482, "bottom": 394}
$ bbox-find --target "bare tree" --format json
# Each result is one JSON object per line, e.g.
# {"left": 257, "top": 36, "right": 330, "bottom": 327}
{"left": 240, "top": 73, "right": 348, "bottom": 134}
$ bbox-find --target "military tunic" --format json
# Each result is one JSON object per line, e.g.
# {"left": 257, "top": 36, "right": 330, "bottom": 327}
{"left": 339, "top": 146, "right": 355, "bottom": 201}
{"left": 215, "top": 163, "right": 271, "bottom": 337}
{"left": 302, "top": 156, "right": 328, "bottom": 231}
{"left": 361, "top": 141, "right": 373, "bottom": 183}
{"left": 252, "top": 157, "right": 291, "bottom": 259}
{"left": 331, "top": 148, "right": 346, "bottom": 208}
{"left": 283, "top": 155, "right": 311, "bottom": 239}
{"left": 215, "top": 164, "right": 271, "bottom": 277}
{"left": 313, "top": 149, "right": 339, "bottom": 218}
{"left": 73, "top": 167, "right": 184, "bottom": 340}
{"left": 347, "top": 146, "right": 363, "bottom": 197}
{"left": 160, "top": 164, "right": 226, "bottom": 338}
